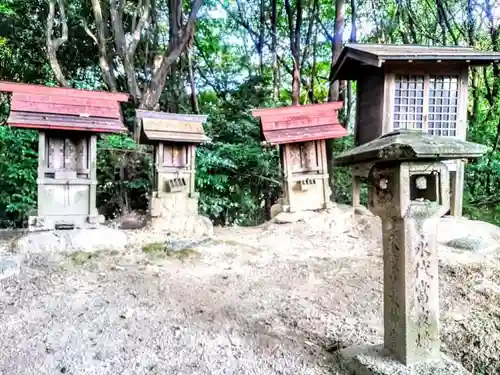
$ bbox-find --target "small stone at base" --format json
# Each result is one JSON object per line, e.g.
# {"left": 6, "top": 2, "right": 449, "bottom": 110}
{"left": 0, "top": 256, "right": 20, "bottom": 280}
{"left": 338, "top": 344, "right": 470, "bottom": 375}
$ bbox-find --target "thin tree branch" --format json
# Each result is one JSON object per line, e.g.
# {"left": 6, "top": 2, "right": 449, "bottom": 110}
{"left": 141, "top": 0, "right": 204, "bottom": 109}
{"left": 90, "top": 0, "right": 117, "bottom": 91}
{"left": 46, "top": 0, "right": 69, "bottom": 87}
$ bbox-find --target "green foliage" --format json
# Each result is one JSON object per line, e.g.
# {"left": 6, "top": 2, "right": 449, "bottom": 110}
{"left": 0, "top": 126, "right": 37, "bottom": 227}
{"left": 196, "top": 76, "right": 281, "bottom": 226}
{"left": 96, "top": 134, "right": 152, "bottom": 218}
{"left": 197, "top": 142, "right": 281, "bottom": 226}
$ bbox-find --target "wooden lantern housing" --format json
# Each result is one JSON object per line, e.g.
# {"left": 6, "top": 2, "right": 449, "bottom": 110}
{"left": 252, "top": 102, "right": 347, "bottom": 213}
{"left": 0, "top": 81, "right": 129, "bottom": 230}
{"left": 332, "top": 43, "right": 500, "bottom": 216}
{"left": 136, "top": 110, "right": 210, "bottom": 217}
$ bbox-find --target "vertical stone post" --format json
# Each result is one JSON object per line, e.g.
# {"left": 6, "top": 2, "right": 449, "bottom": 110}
{"left": 368, "top": 161, "right": 450, "bottom": 365}
{"left": 335, "top": 129, "right": 487, "bottom": 375}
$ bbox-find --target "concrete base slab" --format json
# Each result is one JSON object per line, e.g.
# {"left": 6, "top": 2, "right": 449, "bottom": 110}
{"left": 339, "top": 345, "right": 470, "bottom": 375}
{"left": 14, "top": 227, "right": 128, "bottom": 254}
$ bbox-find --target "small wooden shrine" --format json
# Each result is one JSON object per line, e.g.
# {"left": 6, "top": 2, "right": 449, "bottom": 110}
{"left": 252, "top": 102, "right": 347, "bottom": 213}
{"left": 136, "top": 110, "right": 210, "bottom": 219}
{"left": 332, "top": 43, "right": 500, "bottom": 216}
{"left": 0, "top": 81, "right": 129, "bottom": 230}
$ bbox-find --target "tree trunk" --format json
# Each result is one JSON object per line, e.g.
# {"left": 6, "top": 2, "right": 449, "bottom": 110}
{"left": 187, "top": 48, "right": 200, "bottom": 114}
{"left": 271, "top": 0, "right": 278, "bottom": 100}
{"left": 284, "top": 0, "right": 302, "bottom": 106}
{"left": 258, "top": 0, "right": 265, "bottom": 75}
{"left": 326, "top": 0, "right": 346, "bottom": 201}
{"left": 140, "top": 0, "right": 204, "bottom": 110}
{"left": 328, "top": 0, "right": 345, "bottom": 101}
{"left": 346, "top": 0, "right": 357, "bottom": 121}
{"left": 309, "top": 29, "right": 317, "bottom": 104}
{"left": 46, "top": 0, "right": 69, "bottom": 87}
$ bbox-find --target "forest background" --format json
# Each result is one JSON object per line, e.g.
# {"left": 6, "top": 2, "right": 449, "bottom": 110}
{"left": 0, "top": 0, "right": 499, "bottom": 228}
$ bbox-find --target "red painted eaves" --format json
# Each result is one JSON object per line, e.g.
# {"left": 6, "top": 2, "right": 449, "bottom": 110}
{"left": 252, "top": 102, "right": 347, "bottom": 144}
{"left": 0, "top": 81, "right": 130, "bottom": 102}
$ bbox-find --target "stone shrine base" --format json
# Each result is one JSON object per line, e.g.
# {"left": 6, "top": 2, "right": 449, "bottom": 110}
{"left": 14, "top": 227, "right": 129, "bottom": 254}
{"left": 339, "top": 345, "right": 470, "bottom": 375}
{"left": 28, "top": 214, "right": 105, "bottom": 231}
{"left": 149, "top": 193, "right": 213, "bottom": 237}
{"left": 150, "top": 214, "right": 214, "bottom": 238}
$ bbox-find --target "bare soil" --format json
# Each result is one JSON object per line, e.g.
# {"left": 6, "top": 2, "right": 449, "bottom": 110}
{"left": 1, "top": 205, "right": 499, "bottom": 375}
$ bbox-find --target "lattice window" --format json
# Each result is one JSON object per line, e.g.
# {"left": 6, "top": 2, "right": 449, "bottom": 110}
{"left": 393, "top": 75, "right": 424, "bottom": 130}
{"left": 163, "top": 145, "right": 188, "bottom": 167}
{"left": 288, "top": 141, "right": 320, "bottom": 173}
{"left": 427, "top": 76, "right": 459, "bottom": 136}
{"left": 46, "top": 136, "right": 88, "bottom": 171}
{"left": 392, "top": 74, "right": 461, "bottom": 137}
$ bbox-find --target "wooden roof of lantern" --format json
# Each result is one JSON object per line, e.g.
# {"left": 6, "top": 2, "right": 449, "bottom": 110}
{"left": 0, "top": 81, "right": 129, "bottom": 133}
{"left": 251, "top": 102, "right": 347, "bottom": 145}
{"left": 136, "top": 110, "right": 210, "bottom": 144}
{"left": 333, "top": 43, "right": 500, "bottom": 81}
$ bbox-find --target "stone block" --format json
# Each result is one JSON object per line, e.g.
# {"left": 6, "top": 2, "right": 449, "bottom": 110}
{"left": 150, "top": 193, "right": 198, "bottom": 218}
{"left": 339, "top": 344, "right": 470, "bottom": 375}
{"left": 14, "top": 227, "right": 128, "bottom": 254}
{"left": 28, "top": 215, "right": 103, "bottom": 231}
{"left": 270, "top": 203, "right": 283, "bottom": 219}
{"left": 150, "top": 214, "right": 214, "bottom": 238}
{"left": 0, "top": 256, "right": 21, "bottom": 280}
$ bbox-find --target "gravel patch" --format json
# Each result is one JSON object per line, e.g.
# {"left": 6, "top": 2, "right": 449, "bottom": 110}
{"left": 0, "top": 206, "right": 499, "bottom": 374}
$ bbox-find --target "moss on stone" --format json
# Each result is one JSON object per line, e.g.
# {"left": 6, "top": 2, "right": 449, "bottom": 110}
{"left": 165, "top": 247, "right": 200, "bottom": 261}
{"left": 142, "top": 242, "right": 200, "bottom": 261}
{"left": 70, "top": 251, "right": 94, "bottom": 265}
{"left": 142, "top": 242, "right": 166, "bottom": 255}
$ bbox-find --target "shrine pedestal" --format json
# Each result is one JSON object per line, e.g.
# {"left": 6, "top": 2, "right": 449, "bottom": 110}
{"left": 340, "top": 345, "right": 470, "bottom": 375}
{"left": 149, "top": 192, "right": 213, "bottom": 237}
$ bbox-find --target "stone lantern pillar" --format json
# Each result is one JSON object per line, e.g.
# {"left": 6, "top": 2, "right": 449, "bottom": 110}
{"left": 334, "top": 129, "right": 487, "bottom": 375}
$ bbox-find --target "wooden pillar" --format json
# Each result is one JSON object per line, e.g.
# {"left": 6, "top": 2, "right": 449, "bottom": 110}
{"left": 156, "top": 143, "right": 164, "bottom": 193}
{"left": 352, "top": 174, "right": 361, "bottom": 207}
{"left": 282, "top": 145, "right": 294, "bottom": 212}
{"left": 319, "top": 140, "right": 331, "bottom": 208}
{"left": 450, "top": 160, "right": 464, "bottom": 217}
{"left": 88, "top": 135, "right": 98, "bottom": 217}
{"left": 189, "top": 145, "right": 196, "bottom": 197}
{"left": 36, "top": 132, "right": 46, "bottom": 216}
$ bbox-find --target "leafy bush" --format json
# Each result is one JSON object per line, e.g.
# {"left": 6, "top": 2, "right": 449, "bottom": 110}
{"left": 96, "top": 134, "right": 152, "bottom": 218}
{"left": 0, "top": 126, "right": 37, "bottom": 227}
{"left": 197, "top": 141, "right": 281, "bottom": 226}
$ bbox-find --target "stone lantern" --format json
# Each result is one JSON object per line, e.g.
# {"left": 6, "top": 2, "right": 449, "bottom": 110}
{"left": 334, "top": 129, "right": 487, "bottom": 375}
{"left": 332, "top": 43, "right": 500, "bottom": 216}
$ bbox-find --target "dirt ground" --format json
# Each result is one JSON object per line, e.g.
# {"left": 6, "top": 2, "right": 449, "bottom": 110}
{"left": 1, "top": 205, "right": 500, "bottom": 375}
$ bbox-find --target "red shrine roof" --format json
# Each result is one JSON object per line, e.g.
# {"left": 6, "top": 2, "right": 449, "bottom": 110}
{"left": 0, "top": 81, "right": 130, "bottom": 133}
{"left": 251, "top": 102, "right": 347, "bottom": 144}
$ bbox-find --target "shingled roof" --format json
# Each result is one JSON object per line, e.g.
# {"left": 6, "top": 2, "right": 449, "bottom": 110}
{"left": 136, "top": 110, "right": 210, "bottom": 144}
{"left": 0, "top": 81, "right": 129, "bottom": 133}
{"left": 251, "top": 102, "right": 347, "bottom": 144}
{"left": 332, "top": 43, "right": 500, "bottom": 81}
